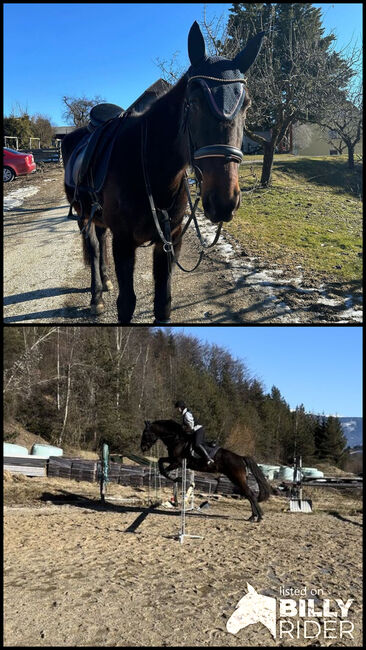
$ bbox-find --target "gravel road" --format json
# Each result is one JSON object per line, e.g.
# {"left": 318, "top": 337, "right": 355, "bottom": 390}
{"left": 3, "top": 166, "right": 362, "bottom": 324}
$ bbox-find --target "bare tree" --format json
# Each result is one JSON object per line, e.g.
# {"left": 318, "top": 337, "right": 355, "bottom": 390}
{"left": 31, "top": 114, "right": 54, "bottom": 147}
{"left": 204, "top": 4, "right": 357, "bottom": 185}
{"left": 4, "top": 327, "right": 57, "bottom": 396}
{"left": 312, "top": 83, "right": 363, "bottom": 169}
{"left": 62, "top": 95, "right": 106, "bottom": 127}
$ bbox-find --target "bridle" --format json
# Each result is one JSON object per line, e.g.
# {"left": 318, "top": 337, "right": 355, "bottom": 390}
{"left": 143, "top": 421, "right": 182, "bottom": 447}
{"left": 141, "top": 72, "right": 247, "bottom": 272}
{"left": 184, "top": 74, "right": 246, "bottom": 178}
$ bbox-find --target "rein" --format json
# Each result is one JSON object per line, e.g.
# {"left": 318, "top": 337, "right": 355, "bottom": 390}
{"left": 141, "top": 120, "right": 222, "bottom": 273}
{"left": 140, "top": 73, "right": 246, "bottom": 271}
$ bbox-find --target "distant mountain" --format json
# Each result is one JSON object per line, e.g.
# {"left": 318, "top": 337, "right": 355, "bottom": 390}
{"left": 338, "top": 417, "right": 363, "bottom": 448}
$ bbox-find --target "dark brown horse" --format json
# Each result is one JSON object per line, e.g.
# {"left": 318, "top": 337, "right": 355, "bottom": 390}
{"left": 62, "top": 22, "right": 265, "bottom": 323}
{"left": 141, "top": 419, "right": 270, "bottom": 522}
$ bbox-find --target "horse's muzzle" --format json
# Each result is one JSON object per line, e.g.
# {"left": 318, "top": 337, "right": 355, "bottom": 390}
{"left": 202, "top": 190, "right": 240, "bottom": 223}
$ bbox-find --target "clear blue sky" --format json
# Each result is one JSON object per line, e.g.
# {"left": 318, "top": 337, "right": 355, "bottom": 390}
{"left": 4, "top": 3, "right": 362, "bottom": 125}
{"left": 168, "top": 327, "right": 363, "bottom": 417}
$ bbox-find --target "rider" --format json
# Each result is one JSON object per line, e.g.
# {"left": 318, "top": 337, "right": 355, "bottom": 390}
{"left": 174, "top": 400, "right": 213, "bottom": 465}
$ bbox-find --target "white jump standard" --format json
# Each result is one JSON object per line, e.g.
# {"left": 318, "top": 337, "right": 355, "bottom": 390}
{"left": 178, "top": 458, "right": 203, "bottom": 544}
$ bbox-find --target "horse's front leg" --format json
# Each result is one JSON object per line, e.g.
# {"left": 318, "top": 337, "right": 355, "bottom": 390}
{"left": 153, "top": 229, "right": 182, "bottom": 324}
{"left": 111, "top": 232, "right": 136, "bottom": 323}
{"left": 158, "top": 457, "right": 181, "bottom": 481}
{"left": 96, "top": 225, "right": 113, "bottom": 292}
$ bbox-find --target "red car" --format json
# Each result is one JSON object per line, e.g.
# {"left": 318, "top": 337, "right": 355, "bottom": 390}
{"left": 3, "top": 147, "right": 36, "bottom": 182}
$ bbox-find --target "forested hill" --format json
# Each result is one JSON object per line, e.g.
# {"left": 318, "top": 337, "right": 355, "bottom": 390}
{"left": 4, "top": 327, "right": 348, "bottom": 467}
{"left": 338, "top": 417, "right": 363, "bottom": 448}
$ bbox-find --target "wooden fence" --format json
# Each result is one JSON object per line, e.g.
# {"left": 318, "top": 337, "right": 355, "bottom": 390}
{"left": 4, "top": 455, "right": 361, "bottom": 495}
{"left": 4, "top": 456, "right": 48, "bottom": 477}
{"left": 47, "top": 457, "right": 244, "bottom": 496}
{"left": 20, "top": 148, "right": 62, "bottom": 163}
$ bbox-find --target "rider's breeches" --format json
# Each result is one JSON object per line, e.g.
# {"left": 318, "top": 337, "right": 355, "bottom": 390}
{"left": 194, "top": 426, "right": 205, "bottom": 448}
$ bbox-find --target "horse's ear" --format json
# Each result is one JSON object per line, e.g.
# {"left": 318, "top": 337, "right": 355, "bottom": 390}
{"left": 247, "top": 582, "right": 256, "bottom": 594}
{"left": 233, "top": 31, "right": 266, "bottom": 74}
{"left": 188, "top": 21, "right": 206, "bottom": 67}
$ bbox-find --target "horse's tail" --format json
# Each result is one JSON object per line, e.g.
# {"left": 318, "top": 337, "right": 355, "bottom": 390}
{"left": 242, "top": 456, "right": 270, "bottom": 502}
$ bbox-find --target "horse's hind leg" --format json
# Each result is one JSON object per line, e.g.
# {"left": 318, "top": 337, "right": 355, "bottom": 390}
{"left": 96, "top": 225, "right": 113, "bottom": 291}
{"left": 225, "top": 464, "right": 263, "bottom": 522}
{"left": 86, "top": 222, "right": 105, "bottom": 315}
{"left": 243, "top": 485, "right": 263, "bottom": 522}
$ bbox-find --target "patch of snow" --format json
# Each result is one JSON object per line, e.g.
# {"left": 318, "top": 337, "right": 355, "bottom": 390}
{"left": 194, "top": 211, "right": 362, "bottom": 323}
{"left": 3, "top": 185, "right": 40, "bottom": 211}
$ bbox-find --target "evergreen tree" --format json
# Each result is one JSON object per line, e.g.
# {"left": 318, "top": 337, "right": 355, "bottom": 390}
{"left": 316, "top": 415, "right": 348, "bottom": 465}
{"left": 3, "top": 326, "right": 334, "bottom": 464}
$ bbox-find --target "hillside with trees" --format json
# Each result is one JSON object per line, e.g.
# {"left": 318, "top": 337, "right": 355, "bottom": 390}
{"left": 3, "top": 327, "right": 348, "bottom": 467}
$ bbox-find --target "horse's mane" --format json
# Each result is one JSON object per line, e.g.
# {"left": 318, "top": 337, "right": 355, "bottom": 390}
{"left": 113, "top": 75, "right": 188, "bottom": 141}
{"left": 142, "top": 75, "right": 188, "bottom": 120}
{"left": 153, "top": 419, "right": 186, "bottom": 435}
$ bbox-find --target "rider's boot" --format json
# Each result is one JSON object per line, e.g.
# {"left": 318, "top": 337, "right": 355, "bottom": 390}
{"left": 196, "top": 444, "right": 214, "bottom": 465}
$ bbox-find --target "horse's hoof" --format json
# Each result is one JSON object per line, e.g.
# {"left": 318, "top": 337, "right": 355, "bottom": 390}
{"left": 247, "top": 515, "right": 259, "bottom": 523}
{"left": 153, "top": 319, "right": 171, "bottom": 325}
{"left": 103, "top": 279, "right": 113, "bottom": 292}
{"left": 91, "top": 302, "right": 105, "bottom": 315}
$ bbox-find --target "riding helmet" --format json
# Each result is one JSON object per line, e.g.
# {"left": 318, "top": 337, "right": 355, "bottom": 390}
{"left": 174, "top": 400, "right": 186, "bottom": 409}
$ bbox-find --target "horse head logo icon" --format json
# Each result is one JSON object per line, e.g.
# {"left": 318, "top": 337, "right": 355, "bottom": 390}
{"left": 227, "top": 583, "right": 277, "bottom": 638}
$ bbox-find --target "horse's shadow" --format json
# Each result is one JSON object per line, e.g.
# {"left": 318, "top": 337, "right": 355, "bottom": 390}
{"left": 39, "top": 489, "right": 244, "bottom": 533}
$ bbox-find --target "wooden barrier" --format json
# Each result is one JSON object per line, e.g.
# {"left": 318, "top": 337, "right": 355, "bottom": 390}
{"left": 4, "top": 454, "right": 286, "bottom": 497}
{"left": 4, "top": 456, "right": 48, "bottom": 477}
{"left": 19, "top": 148, "right": 62, "bottom": 163}
{"left": 45, "top": 457, "right": 258, "bottom": 497}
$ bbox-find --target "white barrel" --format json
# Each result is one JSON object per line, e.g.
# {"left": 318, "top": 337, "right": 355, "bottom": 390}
{"left": 259, "top": 464, "right": 281, "bottom": 480}
{"left": 302, "top": 467, "right": 324, "bottom": 478}
{"left": 278, "top": 465, "right": 294, "bottom": 480}
{"left": 30, "top": 444, "right": 63, "bottom": 459}
{"left": 3, "top": 442, "right": 28, "bottom": 456}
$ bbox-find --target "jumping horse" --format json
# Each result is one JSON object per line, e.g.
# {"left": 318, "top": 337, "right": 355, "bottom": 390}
{"left": 62, "top": 22, "right": 265, "bottom": 323}
{"left": 141, "top": 419, "right": 270, "bottom": 522}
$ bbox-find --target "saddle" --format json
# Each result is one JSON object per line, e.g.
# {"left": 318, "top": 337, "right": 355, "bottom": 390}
{"left": 189, "top": 440, "right": 220, "bottom": 462}
{"left": 65, "top": 103, "right": 125, "bottom": 213}
{"left": 65, "top": 79, "right": 172, "bottom": 225}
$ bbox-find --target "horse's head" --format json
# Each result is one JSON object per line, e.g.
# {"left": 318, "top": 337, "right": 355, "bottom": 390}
{"left": 227, "top": 583, "right": 276, "bottom": 638}
{"left": 141, "top": 420, "right": 158, "bottom": 452}
{"left": 185, "top": 22, "right": 265, "bottom": 224}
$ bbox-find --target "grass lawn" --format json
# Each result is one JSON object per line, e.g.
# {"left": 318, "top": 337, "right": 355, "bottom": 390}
{"left": 223, "top": 155, "right": 363, "bottom": 287}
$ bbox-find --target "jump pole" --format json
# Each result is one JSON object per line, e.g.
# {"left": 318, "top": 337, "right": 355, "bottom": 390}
{"left": 99, "top": 442, "right": 110, "bottom": 503}
{"left": 178, "top": 458, "right": 203, "bottom": 544}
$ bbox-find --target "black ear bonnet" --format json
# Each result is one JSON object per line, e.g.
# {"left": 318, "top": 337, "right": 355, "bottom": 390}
{"left": 186, "top": 21, "right": 265, "bottom": 121}
{"left": 187, "top": 57, "right": 247, "bottom": 121}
